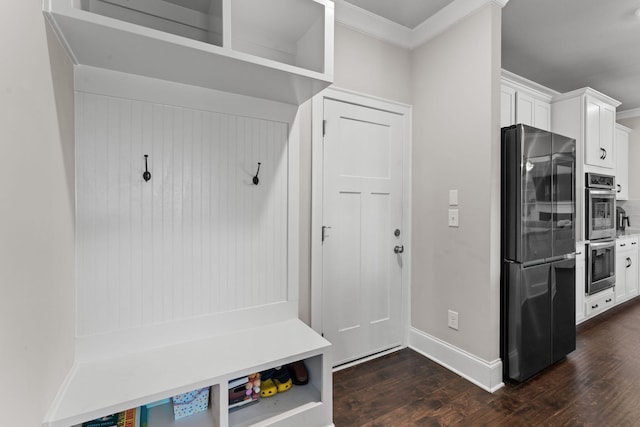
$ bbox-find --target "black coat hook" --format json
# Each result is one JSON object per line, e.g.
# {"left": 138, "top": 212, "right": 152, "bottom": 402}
{"left": 253, "top": 162, "right": 261, "bottom": 185}
{"left": 143, "top": 155, "right": 151, "bottom": 182}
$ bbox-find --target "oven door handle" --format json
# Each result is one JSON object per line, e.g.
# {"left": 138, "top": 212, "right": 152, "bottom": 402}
{"left": 589, "top": 240, "right": 616, "bottom": 250}
{"left": 587, "top": 189, "right": 616, "bottom": 196}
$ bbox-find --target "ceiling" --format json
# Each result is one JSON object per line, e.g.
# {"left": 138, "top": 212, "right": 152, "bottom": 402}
{"left": 343, "top": 0, "right": 640, "bottom": 112}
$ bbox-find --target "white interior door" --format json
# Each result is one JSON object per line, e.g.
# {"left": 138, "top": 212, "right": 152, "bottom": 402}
{"left": 322, "top": 98, "right": 404, "bottom": 366}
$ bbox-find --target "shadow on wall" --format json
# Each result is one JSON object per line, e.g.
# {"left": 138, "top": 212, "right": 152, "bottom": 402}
{"left": 45, "top": 21, "right": 75, "bottom": 217}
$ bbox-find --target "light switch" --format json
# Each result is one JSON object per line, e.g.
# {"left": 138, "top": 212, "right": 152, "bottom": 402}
{"left": 448, "top": 209, "right": 459, "bottom": 227}
{"left": 449, "top": 189, "right": 458, "bottom": 206}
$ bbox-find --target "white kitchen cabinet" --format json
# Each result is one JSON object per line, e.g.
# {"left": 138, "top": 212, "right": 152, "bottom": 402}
{"left": 516, "top": 91, "right": 551, "bottom": 131}
{"left": 501, "top": 71, "right": 553, "bottom": 131}
{"left": 501, "top": 84, "right": 516, "bottom": 128}
{"left": 615, "top": 236, "right": 639, "bottom": 304}
{"left": 575, "top": 243, "right": 586, "bottom": 324}
{"left": 585, "top": 288, "right": 615, "bottom": 317}
{"left": 585, "top": 95, "right": 616, "bottom": 169}
{"left": 552, "top": 88, "right": 620, "bottom": 171}
{"left": 615, "top": 124, "right": 631, "bottom": 200}
{"left": 43, "top": 0, "right": 334, "bottom": 105}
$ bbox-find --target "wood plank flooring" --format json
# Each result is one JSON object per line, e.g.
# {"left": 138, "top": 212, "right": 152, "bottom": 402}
{"left": 333, "top": 298, "right": 640, "bottom": 426}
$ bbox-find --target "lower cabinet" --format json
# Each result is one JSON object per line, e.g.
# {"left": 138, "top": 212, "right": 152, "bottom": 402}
{"left": 577, "top": 236, "right": 640, "bottom": 325}
{"left": 615, "top": 236, "right": 639, "bottom": 304}
{"left": 585, "top": 289, "right": 615, "bottom": 317}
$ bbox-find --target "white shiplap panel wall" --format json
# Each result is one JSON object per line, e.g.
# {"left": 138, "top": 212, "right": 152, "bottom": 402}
{"left": 76, "top": 92, "right": 289, "bottom": 337}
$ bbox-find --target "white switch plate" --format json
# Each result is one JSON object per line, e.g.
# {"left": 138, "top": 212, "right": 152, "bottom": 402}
{"left": 448, "top": 309, "right": 459, "bottom": 330}
{"left": 448, "top": 209, "right": 459, "bottom": 227}
{"left": 449, "top": 189, "right": 458, "bottom": 206}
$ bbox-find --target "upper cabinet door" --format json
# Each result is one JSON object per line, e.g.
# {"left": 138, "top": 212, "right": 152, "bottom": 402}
{"left": 615, "top": 124, "right": 630, "bottom": 200}
{"left": 501, "top": 85, "right": 516, "bottom": 128}
{"left": 585, "top": 96, "right": 615, "bottom": 169}
{"left": 516, "top": 91, "right": 535, "bottom": 127}
{"left": 515, "top": 91, "right": 551, "bottom": 131}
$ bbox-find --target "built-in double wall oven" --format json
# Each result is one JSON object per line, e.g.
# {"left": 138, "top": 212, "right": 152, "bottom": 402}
{"left": 585, "top": 173, "right": 616, "bottom": 295}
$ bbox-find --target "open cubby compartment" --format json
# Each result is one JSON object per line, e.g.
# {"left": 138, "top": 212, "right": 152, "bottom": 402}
{"left": 78, "top": 0, "right": 223, "bottom": 47}
{"left": 230, "top": 0, "right": 326, "bottom": 73}
{"left": 71, "top": 385, "right": 221, "bottom": 427}
{"left": 227, "top": 355, "right": 325, "bottom": 427}
{"left": 145, "top": 386, "right": 221, "bottom": 427}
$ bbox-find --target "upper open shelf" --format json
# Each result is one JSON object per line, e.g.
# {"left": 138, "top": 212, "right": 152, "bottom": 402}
{"left": 44, "top": 0, "right": 334, "bottom": 105}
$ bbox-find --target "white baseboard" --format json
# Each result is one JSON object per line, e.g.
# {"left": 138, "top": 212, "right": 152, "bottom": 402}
{"left": 409, "top": 327, "right": 504, "bottom": 393}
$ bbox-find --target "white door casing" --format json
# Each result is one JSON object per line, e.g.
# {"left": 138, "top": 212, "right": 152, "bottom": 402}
{"left": 311, "top": 87, "right": 412, "bottom": 367}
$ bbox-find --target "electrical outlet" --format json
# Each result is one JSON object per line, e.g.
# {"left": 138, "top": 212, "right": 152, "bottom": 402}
{"left": 448, "top": 310, "right": 459, "bottom": 330}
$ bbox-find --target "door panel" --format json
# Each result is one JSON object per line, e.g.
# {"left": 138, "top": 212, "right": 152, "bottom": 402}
{"left": 552, "top": 134, "right": 576, "bottom": 257}
{"left": 505, "top": 261, "right": 552, "bottom": 382}
{"left": 323, "top": 99, "right": 403, "bottom": 366}
{"left": 551, "top": 258, "right": 576, "bottom": 363}
{"left": 521, "top": 126, "right": 553, "bottom": 262}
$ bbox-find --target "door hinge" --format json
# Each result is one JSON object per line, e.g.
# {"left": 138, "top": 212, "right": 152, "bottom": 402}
{"left": 322, "top": 120, "right": 326, "bottom": 137}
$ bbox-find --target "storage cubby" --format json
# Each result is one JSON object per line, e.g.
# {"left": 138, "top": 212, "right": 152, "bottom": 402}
{"left": 146, "top": 386, "right": 220, "bottom": 427}
{"left": 44, "top": 0, "right": 333, "bottom": 104}
{"left": 229, "top": 356, "right": 323, "bottom": 427}
{"left": 43, "top": 319, "right": 332, "bottom": 427}
{"left": 79, "top": 0, "right": 223, "bottom": 47}
{"left": 231, "top": 0, "right": 326, "bottom": 73}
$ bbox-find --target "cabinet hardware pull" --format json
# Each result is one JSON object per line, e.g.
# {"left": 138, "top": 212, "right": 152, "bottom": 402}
{"left": 621, "top": 243, "right": 626, "bottom": 247}
{"left": 600, "top": 147, "right": 605, "bottom": 159}
{"left": 592, "top": 304, "right": 599, "bottom": 309}
{"left": 394, "top": 245, "right": 404, "bottom": 254}
{"left": 617, "top": 184, "right": 622, "bottom": 193}
{"left": 606, "top": 299, "right": 612, "bottom": 303}
{"left": 627, "top": 257, "right": 632, "bottom": 268}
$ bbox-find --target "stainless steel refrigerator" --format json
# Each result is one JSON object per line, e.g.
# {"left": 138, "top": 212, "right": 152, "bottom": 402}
{"left": 501, "top": 124, "right": 576, "bottom": 382}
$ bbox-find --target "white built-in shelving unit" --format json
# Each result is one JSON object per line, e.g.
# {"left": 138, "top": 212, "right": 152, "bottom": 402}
{"left": 42, "top": 1, "right": 334, "bottom": 425}
{"left": 44, "top": 0, "right": 334, "bottom": 105}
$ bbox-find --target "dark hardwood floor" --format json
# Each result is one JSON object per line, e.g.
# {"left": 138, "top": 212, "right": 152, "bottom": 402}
{"left": 333, "top": 298, "right": 640, "bottom": 426}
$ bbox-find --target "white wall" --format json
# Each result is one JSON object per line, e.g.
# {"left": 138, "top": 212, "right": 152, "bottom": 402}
{"left": 75, "top": 89, "right": 290, "bottom": 337}
{"left": 333, "top": 24, "right": 413, "bottom": 105}
{"left": 410, "top": 4, "right": 502, "bottom": 363}
{"left": 0, "top": 3, "right": 75, "bottom": 426}
{"left": 298, "top": 23, "right": 412, "bottom": 324}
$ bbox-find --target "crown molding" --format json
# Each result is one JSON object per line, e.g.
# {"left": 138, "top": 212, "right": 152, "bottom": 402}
{"left": 334, "top": 0, "right": 510, "bottom": 50}
{"left": 501, "top": 69, "right": 560, "bottom": 100}
{"left": 617, "top": 108, "right": 640, "bottom": 120}
{"left": 334, "top": 0, "right": 412, "bottom": 48}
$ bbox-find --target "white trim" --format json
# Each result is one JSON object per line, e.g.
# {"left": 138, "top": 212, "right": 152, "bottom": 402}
{"left": 332, "top": 346, "right": 405, "bottom": 372}
{"left": 334, "top": 0, "right": 412, "bottom": 48}
{"left": 552, "top": 87, "right": 621, "bottom": 107}
{"left": 501, "top": 69, "right": 560, "bottom": 101}
{"left": 409, "top": 327, "right": 504, "bottom": 393}
{"left": 411, "top": 0, "right": 507, "bottom": 49}
{"left": 310, "top": 86, "right": 412, "bottom": 366}
{"left": 618, "top": 108, "right": 640, "bottom": 120}
{"left": 74, "top": 65, "right": 298, "bottom": 124}
{"left": 335, "top": 0, "right": 510, "bottom": 49}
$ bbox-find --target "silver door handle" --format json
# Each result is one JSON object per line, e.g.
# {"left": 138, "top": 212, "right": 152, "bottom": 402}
{"left": 394, "top": 245, "right": 404, "bottom": 254}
